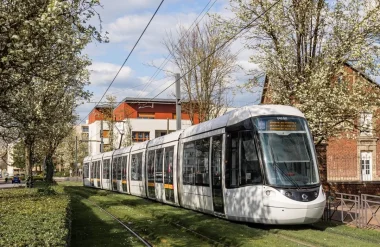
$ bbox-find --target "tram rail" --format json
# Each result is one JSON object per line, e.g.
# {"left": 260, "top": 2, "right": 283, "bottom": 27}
{"left": 73, "top": 194, "right": 153, "bottom": 247}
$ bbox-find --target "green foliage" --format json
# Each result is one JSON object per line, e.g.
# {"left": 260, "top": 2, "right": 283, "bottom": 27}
{"left": 0, "top": 186, "right": 70, "bottom": 247}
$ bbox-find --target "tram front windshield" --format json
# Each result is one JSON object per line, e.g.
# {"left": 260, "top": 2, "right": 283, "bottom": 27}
{"left": 254, "top": 116, "right": 319, "bottom": 188}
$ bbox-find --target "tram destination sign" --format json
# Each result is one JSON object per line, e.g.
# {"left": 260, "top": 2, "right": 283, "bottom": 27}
{"left": 268, "top": 121, "right": 297, "bottom": 131}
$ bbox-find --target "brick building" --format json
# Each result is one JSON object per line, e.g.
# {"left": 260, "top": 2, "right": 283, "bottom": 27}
{"left": 261, "top": 63, "right": 380, "bottom": 194}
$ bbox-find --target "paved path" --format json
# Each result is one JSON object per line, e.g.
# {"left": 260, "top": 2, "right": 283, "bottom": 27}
{"left": 0, "top": 182, "right": 24, "bottom": 189}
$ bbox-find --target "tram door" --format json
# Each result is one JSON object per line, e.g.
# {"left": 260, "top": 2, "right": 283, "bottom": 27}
{"left": 154, "top": 148, "right": 164, "bottom": 201}
{"left": 164, "top": 146, "right": 175, "bottom": 203}
{"left": 211, "top": 135, "right": 224, "bottom": 214}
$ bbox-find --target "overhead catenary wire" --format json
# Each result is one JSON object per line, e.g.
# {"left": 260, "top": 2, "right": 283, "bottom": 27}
{"left": 79, "top": 0, "right": 165, "bottom": 124}
{"left": 149, "top": 0, "right": 282, "bottom": 102}
{"left": 135, "top": 0, "right": 218, "bottom": 101}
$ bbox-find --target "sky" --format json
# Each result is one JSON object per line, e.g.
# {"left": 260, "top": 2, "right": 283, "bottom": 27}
{"left": 76, "top": 0, "right": 380, "bottom": 125}
{"left": 76, "top": 0, "right": 261, "bottom": 124}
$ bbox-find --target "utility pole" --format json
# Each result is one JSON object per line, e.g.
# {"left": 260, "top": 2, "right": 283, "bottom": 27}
{"left": 100, "top": 119, "right": 104, "bottom": 153}
{"left": 75, "top": 135, "right": 78, "bottom": 176}
{"left": 167, "top": 118, "right": 169, "bottom": 134}
{"left": 175, "top": 73, "right": 181, "bottom": 130}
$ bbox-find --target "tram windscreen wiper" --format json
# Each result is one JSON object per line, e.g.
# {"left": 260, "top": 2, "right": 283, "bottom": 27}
{"left": 269, "top": 147, "right": 300, "bottom": 189}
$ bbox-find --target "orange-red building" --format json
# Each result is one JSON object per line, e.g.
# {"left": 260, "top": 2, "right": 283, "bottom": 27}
{"left": 87, "top": 98, "right": 199, "bottom": 155}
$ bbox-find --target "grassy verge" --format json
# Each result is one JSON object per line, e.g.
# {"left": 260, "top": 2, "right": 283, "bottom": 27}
{"left": 0, "top": 182, "right": 70, "bottom": 247}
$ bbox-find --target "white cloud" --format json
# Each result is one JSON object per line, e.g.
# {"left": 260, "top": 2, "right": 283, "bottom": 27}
{"left": 88, "top": 62, "right": 133, "bottom": 86}
{"left": 107, "top": 12, "right": 205, "bottom": 52}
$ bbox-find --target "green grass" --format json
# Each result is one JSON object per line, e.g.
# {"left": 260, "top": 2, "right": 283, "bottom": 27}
{"left": 0, "top": 182, "right": 70, "bottom": 247}
{"left": 59, "top": 182, "right": 380, "bottom": 247}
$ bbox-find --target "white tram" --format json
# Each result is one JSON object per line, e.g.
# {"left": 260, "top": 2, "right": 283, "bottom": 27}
{"left": 83, "top": 105, "right": 326, "bottom": 224}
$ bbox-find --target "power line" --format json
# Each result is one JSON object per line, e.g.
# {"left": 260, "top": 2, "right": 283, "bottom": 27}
{"left": 135, "top": 0, "right": 218, "bottom": 101}
{"left": 79, "top": 0, "right": 165, "bottom": 124}
{"left": 149, "top": 0, "right": 282, "bottom": 102}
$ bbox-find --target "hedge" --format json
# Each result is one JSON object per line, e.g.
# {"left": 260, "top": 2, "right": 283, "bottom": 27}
{"left": 0, "top": 186, "right": 71, "bottom": 247}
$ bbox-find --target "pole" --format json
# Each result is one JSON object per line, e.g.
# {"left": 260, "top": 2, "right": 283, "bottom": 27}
{"left": 167, "top": 118, "right": 169, "bottom": 134}
{"left": 75, "top": 135, "right": 78, "bottom": 176}
{"left": 100, "top": 120, "right": 104, "bottom": 153}
{"left": 175, "top": 73, "right": 181, "bottom": 130}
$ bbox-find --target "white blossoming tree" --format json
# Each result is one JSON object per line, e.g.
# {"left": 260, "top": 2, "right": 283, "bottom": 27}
{"left": 163, "top": 19, "right": 238, "bottom": 123}
{"left": 218, "top": 0, "right": 380, "bottom": 143}
{"left": 0, "top": 0, "right": 106, "bottom": 185}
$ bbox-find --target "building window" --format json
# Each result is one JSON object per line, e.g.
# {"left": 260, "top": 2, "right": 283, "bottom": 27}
{"left": 360, "top": 112, "right": 372, "bottom": 136}
{"left": 102, "top": 130, "right": 109, "bottom": 138}
{"left": 138, "top": 112, "right": 155, "bottom": 119}
{"left": 132, "top": 132, "right": 150, "bottom": 142}
{"left": 82, "top": 126, "right": 89, "bottom": 133}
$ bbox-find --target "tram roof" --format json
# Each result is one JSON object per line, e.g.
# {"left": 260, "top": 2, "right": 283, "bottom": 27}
{"left": 181, "top": 104, "right": 304, "bottom": 138}
{"left": 91, "top": 153, "right": 104, "bottom": 160}
{"left": 130, "top": 140, "right": 149, "bottom": 152}
{"left": 147, "top": 130, "right": 183, "bottom": 148}
{"left": 83, "top": 156, "right": 92, "bottom": 162}
{"left": 113, "top": 146, "right": 132, "bottom": 156}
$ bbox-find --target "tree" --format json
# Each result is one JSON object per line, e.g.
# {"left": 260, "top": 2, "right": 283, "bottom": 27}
{"left": 56, "top": 127, "right": 88, "bottom": 176}
{"left": 163, "top": 18, "right": 238, "bottom": 124}
{"left": 220, "top": 0, "right": 380, "bottom": 142}
{"left": 0, "top": 0, "right": 106, "bottom": 186}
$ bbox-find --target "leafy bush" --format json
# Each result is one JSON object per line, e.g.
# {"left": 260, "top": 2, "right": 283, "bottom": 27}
{"left": 0, "top": 186, "right": 71, "bottom": 246}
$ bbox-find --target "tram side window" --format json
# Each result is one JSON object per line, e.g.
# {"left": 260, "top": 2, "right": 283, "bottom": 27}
{"left": 112, "top": 157, "right": 118, "bottom": 180}
{"left": 102, "top": 159, "right": 110, "bottom": 179}
{"left": 147, "top": 151, "right": 155, "bottom": 183}
{"left": 241, "top": 131, "right": 262, "bottom": 185}
{"left": 183, "top": 142, "right": 195, "bottom": 185}
{"left": 84, "top": 163, "right": 89, "bottom": 178}
{"left": 131, "top": 152, "right": 143, "bottom": 181}
{"left": 182, "top": 138, "right": 210, "bottom": 186}
{"left": 155, "top": 149, "right": 164, "bottom": 183}
{"left": 122, "top": 155, "right": 128, "bottom": 181}
{"left": 226, "top": 131, "right": 262, "bottom": 188}
{"left": 89, "top": 163, "right": 93, "bottom": 178}
{"left": 164, "top": 146, "right": 174, "bottom": 184}
{"left": 96, "top": 161, "right": 101, "bottom": 179}
{"left": 117, "top": 156, "right": 122, "bottom": 180}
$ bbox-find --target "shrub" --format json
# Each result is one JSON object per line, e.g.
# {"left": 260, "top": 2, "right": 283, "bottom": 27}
{"left": 0, "top": 186, "right": 70, "bottom": 246}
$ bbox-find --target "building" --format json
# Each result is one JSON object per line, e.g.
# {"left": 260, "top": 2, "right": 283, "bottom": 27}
{"left": 261, "top": 63, "right": 380, "bottom": 194}
{"left": 87, "top": 98, "right": 199, "bottom": 156}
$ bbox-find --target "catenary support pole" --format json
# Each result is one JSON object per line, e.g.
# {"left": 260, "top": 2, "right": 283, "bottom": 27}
{"left": 175, "top": 73, "right": 181, "bottom": 130}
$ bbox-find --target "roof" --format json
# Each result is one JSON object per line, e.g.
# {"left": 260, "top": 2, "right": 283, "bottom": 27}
{"left": 121, "top": 97, "right": 177, "bottom": 104}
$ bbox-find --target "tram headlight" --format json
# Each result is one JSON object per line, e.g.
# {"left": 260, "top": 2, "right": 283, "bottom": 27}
{"left": 314, "top": 191, "right": 318, "bottom": 198}
{"left": 279, "top": 189, "right": 292, "bottom": 198}
{"left": 265, "top": 190, "right": 271, "bottom": 196}
{"left": 285, "top": 191, "right": 292, "bottom": 198}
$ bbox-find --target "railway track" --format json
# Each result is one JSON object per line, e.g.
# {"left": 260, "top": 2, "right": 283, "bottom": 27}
{"left": 67, "top": 186, "right": 380, "bottom": 247}
{"left": 71, "top": 191, "right": 226, "bottom": 246}
{"left": 73, "top": 194, "right": 153, "bottom": 247}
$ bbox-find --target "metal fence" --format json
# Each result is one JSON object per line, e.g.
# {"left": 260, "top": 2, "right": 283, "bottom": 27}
{"left": 324, "top": 192, "right": 380, "bottom": 229}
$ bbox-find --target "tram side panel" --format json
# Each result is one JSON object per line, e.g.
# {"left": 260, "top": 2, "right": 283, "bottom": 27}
{"left": 101, "top": 157, "right": 112, "bottom": 190}
{"left": 83, "top": 162, "right": 91, "bottom": 187}
{"left": 223, "top": 129, "right": 265, "bottom": 223}
{"left": 129, "top": 151, "right": 146, "bottom": 197}
{"left": 146, "top": 142, "right": 179, "bottom": 205}
{"left": 179, "top": 134, "right": 222, "bottom": 214}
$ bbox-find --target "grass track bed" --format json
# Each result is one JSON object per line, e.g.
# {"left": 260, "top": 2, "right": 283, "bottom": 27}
{"left": 61, "top": 183, "right": 380, "bottom": 247}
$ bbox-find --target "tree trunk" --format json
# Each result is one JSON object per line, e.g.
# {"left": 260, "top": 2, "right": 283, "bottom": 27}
{"left": 24, "top": 139, "right": 33, "bottom": 188}
{"left": 45, "top": 154, "right": 54, "bottom": 183}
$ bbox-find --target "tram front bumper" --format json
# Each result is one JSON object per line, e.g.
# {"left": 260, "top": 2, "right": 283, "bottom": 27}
{"left": 263, "top": 205, "right": 325, "bottom": 224}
